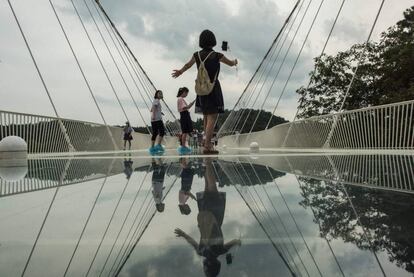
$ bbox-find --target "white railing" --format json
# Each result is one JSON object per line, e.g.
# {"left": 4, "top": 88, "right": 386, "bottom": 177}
{"left": 0, "top": 110, "right": 121, "bottom": 153}
{"left": 0, "top": 110, "right": 179, "bottom": 154}
{"left": 219, "top": 100, "right": 414, "bottom": 149}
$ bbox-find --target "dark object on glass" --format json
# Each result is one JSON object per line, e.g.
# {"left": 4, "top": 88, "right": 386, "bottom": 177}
{"left": 221, "top": 41, "right": 228, "bottom": 51}
{"left": 226, "top": 253, "right": 233, "bottom": 264}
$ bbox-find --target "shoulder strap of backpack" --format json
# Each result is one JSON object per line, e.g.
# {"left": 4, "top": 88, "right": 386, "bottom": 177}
{"left": 198, "top": 51, "right": 215, "bottom": 64}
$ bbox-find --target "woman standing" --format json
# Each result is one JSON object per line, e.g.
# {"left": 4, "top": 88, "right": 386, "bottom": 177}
{"left": 149, "top": 90, "right": 166, "bottom": 154}
{"left": 177, "top": 87, "right": 195, "bottom": 152}
{"left": 123, "top": 121, "right": 133, "bottom": 150}
{"left": 172, "top": 30, "right": 237, "bottom": 154}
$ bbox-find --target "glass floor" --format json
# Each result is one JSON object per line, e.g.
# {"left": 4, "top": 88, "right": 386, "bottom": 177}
{"left": 0, "top": 151, "right": 413, "bottom": 277}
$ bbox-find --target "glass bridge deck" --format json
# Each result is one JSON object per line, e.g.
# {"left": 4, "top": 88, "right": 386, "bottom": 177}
{"left": 0, "top": 150, "right": 413, "bottom": 277}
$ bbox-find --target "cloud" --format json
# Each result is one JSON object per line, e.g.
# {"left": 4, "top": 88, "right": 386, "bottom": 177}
{"left": 1, "top": 0, "right": 413, "bottom": 126}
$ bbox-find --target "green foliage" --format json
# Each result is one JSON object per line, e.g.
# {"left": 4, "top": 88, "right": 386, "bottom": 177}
{"left": 181, "top": 109, "right": 288, "bottom": 134}
{"left": 299, "top": 177, "right": 414, "bottom": 273}
{"left": 297, "top": 6, "right": 414, "bottom": 118}
{"left": 216, "top": 109, "right": 288, "bottom": 133}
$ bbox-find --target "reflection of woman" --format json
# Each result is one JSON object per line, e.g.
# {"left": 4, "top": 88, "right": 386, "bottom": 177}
{"left": 123, "top": 158, "right": 133, "bottom": 179}
{"left": 151, "top": 158, "right": 166, "bottom": 212}
{"left": 175, "top": 158, "right": 241, "bottom": 277}
{"left": 179, "top": 158, "right": 196, "bottom": 215}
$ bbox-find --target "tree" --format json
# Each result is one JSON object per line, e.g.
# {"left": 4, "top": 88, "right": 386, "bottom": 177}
{"left": 296, "top": 6, "right": 414, "bottom": 118}
{"left": 299, "top": 177, "right": 414, "bottom": 273}
{"left": 215, "top": 109, "right": 288, "bottom": 133}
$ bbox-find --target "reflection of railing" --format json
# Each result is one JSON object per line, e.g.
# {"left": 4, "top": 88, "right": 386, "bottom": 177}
{"left": 220, "top": 100, "right": 414, "bottom": 149}
{"left": 0, "top": 159, "right": 107, "bottom": 197}
{"left": 233, "top": 154, "right": 414, "bottom": 194}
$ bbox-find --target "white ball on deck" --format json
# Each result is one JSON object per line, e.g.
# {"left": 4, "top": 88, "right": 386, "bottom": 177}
{"left": 249, "top": 142, "right": 259, "bottom": 152}
{"left": 0, "top": 136, "right": 28, "bottom": 162}
{"left": 0, "top": 136, "right": 28, "bottom": 181}
{"left": 222, "top": 145, "right": 227, "bottom": 150}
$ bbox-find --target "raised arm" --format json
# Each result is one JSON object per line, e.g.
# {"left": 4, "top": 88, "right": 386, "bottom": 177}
{"left": 172, "top": 56, "right": 196, "bottom": 78}
{"left": 174, "top": 228, "right": 199, "bottom": 251}
{"left": 220, "top": 55, "right": 238, "bottom": 67}
{"left": 223, "top": 239, "right": 241, "bottom": 252}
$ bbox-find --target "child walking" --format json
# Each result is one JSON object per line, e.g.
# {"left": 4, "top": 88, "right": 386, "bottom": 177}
{"left": 149, "top": 90, "right": 166, "bottom": 154}
{"left": 177, "top": 87, "right": 195, "bottom": 153}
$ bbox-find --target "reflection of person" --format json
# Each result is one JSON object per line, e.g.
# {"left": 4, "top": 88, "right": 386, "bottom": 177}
{"left": 149, "top": 90, "right": 166, "bottom": 154}
{"left": 172, "top": 30, "right": 238, "bottom": 155}
{"left": 174, "top": 158, "right": 241, "bottom": 276}
{"left": 179, "top": 158, "right": 196, "bottom": 215}
{"left": 123, "top": 158, "right": 133, "bottom": 179}
{"left": 151, "top": 158, "right": 166, "bottom": 212}
{"left": 123, "top": 121, "right": 133, "bottom": 150}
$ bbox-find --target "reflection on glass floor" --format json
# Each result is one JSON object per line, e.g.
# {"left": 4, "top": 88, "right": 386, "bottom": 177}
{"left": 0, "top": 154, "right": 413, "bottom": 277}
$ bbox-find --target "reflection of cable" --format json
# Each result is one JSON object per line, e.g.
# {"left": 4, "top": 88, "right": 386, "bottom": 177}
{"left": 114, "top": 167, "right": 178, "bottom": 276}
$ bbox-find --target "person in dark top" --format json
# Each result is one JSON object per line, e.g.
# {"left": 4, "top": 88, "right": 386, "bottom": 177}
{"left": 178, "top": 158, "right": 196, "bottom": 215}
{"left": 177, "top": 87, "right": 195, "bottom": 153}
{"left": 123, "top": 121, "right": 133, "bottom": 150}
{"left": 174, "top": 158, "right": 241, "bottom": 276}
{"left": 172, "top": 30, "right": 238, "bottom": 155}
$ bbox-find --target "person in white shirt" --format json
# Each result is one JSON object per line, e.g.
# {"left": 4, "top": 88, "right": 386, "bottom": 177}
{"left": 150, "top": 90, "right": 166, "bottom": 153}
{"left": 177, "top": 87, "right": 195, "bottom": 151}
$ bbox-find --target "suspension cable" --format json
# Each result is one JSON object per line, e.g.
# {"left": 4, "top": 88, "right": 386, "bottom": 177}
{"left": 263, "top": 0, "right": 326, "bottom": 131}
{"left": 85, "top": 177, "right": 132, "bottom": 276}
{"left": 238, "top": 162, "right": 309, "bottom": 276}
{"left": 226, "top": 7, "right": 299, "bottom": 136}
{"left": 282, "top": 0, "right": 346, "bottom": 147}
{"left": 98, "top": 170, "right": 150, "bottom": 276}
{"left": 246, "top": 0, "right": 313, "bottom": 135}
{"left": 114, "top": 170, "right": 178, "bottom": 276}
{"left": 48, "top": 0, "right": 118, "bottom": 149}
{"left": 217, "top": 0, "right": 302, "bottom": 137}
{"left": 94, "top": 0, "right": 180, "bottom": 136}
{"left": 108, "top": 162, "right": 174, "bottom": 275}
{"left": 228, "top": 164, "right": 298, "bottom": 276}
{"left": 6, "top": 0, "right": 75, "bottom": 151}
{"left": 72, "top": 0, "right": 130, "bottom": 123}
{"left": 235, "top": 0, "right": 306, "bottom": 136}
{"left": 91, "top": 2, "right": 152, "bottom": 111}
{"left": 230, "top": 161, "right": 303, "bottom": 275}
{"left": 325, "top": 0, "right": 386, "bottom": 147}
{"left": 84, "top": 0, "right": 152, "bottom": 135}
{"left": 63, "top": 160, "right": 115, "bottom": 276}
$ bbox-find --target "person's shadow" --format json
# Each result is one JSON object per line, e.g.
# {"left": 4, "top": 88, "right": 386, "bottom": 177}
{"left": 174, "top": 158, "right": 241, "bottom": 277}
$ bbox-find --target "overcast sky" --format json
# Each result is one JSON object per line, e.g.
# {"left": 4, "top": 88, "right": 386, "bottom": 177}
{"left": 0, "top": 0, "right": 412, "bottom": 126}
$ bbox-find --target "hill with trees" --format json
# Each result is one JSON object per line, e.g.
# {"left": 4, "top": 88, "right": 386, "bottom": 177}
{"left": 296, "top": 6, "right": 414, "bottom": 118}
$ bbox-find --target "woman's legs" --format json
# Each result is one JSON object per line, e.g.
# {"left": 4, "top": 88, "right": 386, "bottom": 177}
{"left": 181, "top": 133, "right": 188, "bottom": 147}
{"left": 155, "top": 121, "right": 165, "bottom": 146}
{"left": 205, "top": 113, "right": 217, "bottom": 150}
{"left": 204, "top": 158, "right": 218, "bottom": 192}
{"left": 151, "top": 121, "right": 159, "bottom": 147}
